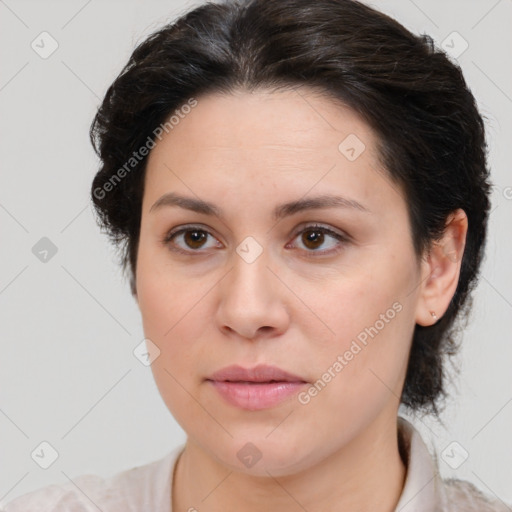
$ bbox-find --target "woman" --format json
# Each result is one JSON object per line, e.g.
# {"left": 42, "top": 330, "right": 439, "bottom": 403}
{"left": 5, "top": 0, "right": 509, "bottom": 510}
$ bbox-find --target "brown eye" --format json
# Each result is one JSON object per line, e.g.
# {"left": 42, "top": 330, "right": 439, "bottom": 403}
{"left": 183, "top": 230, "right": 208, "bottom": 249}
{"left": 301, "top": 229, "right": 325, "bottom": 250}
{"left": 289, "top": 224, "right": 348, "bottom": 256}
{"left": 163, "top": 226, "right": 222, "bottom": 254}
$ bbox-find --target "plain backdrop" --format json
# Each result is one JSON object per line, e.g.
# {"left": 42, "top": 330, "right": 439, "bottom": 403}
{"left": 1, "top": 0, "right": 511, "bottom": 506}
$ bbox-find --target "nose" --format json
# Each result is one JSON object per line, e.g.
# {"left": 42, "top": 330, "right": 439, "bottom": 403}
{"left": 215, "top": 246, "right": 290, "bottom": 341}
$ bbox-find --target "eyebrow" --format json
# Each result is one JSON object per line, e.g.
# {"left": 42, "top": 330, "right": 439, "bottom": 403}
{"left": 149, "top": 192, "right": 371, "bottom": 221}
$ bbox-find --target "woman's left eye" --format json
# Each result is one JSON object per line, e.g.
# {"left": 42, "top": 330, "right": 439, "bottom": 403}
{"left": 162, "top": 224, "right": 348, "bottom": 256}
{"left": 287, "top": 224, "right": 348, "bottom": 256}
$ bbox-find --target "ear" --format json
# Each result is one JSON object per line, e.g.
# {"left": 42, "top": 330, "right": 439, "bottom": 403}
{"left": 415, "top": 209, "right": 468, "bottom": 326}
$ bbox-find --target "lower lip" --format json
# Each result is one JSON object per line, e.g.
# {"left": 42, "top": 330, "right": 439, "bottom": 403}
{"left": 208, "top": 380, "right": 307, "bottom": 410}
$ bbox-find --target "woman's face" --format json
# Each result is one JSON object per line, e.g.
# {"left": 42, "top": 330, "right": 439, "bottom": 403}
{"left": 136, "top": 87, "right": 426, "bottom": 476}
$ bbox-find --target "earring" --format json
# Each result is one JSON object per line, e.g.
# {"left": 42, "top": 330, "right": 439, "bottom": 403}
{"left": 430, "top": 310, "right": 438, "bottom": 320}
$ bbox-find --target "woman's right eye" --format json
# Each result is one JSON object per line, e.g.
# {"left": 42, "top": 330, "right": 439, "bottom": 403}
{"left": 162, "top": 226, "right": 222, "bottom": 254}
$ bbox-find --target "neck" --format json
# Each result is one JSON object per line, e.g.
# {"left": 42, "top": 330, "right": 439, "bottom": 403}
{"left": 172, "top": 414, "right": 407, "bottom": 512}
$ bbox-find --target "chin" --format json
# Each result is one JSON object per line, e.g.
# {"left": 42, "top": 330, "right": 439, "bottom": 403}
{"left": 202, "top": 432, "right": 318, "bottom": 477}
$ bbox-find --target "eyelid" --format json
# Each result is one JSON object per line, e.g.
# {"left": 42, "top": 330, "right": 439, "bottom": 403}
{"left": 162, "top": 222, "right": 350, "bottom": 255}
{"left": 161, "top": 224, "right": 222, "bottom": 254}
{"left": 163, "top": 223, "right": 217, "bottom": 242}
{"left": 286, "top": 223, "right": 350, "bottom": 258}
{"left": 290, "top": 222, "right": 350, "bottom": 242}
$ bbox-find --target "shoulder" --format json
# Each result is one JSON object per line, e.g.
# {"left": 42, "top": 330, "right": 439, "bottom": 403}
{"left": 440, "top": 477, "right": 511, "bottom": 511}
{"left": 3, "top": 474, "right": 106, "bottom": 512}
{"left": 3, "top": 446, "right": 184, "bottom": 512}
{"left": 396, "top": 417, "right": 510, "bottom": 512}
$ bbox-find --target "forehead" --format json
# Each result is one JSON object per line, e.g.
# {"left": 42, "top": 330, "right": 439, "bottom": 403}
{"left": 151, "top": 87, "right": 379, "bottom": 153}
{"left": 145, "top": 87, "right": 383, "bottom": 179}
{"left": 143, "top": 87, "right": 405, "bottom": 221}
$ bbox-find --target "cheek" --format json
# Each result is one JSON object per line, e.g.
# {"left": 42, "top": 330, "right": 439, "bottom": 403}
{"left": 301, "top": 256, "right": 416, "bottom": 397}
{"left": 135, "top": 240, "right": 223, "bottom": 353}
{"left": 304, "top": 263, "right": 408, "bottom": 343}
{"left": 136, "top": 264, "right": 210, "bottom": 429}
{"left": 136, "top": 269, "right": 207, "bottom": 362}
{"left": 293, "top": 287, "right": 413, "bottom": 452}
{"left": 136, "top": 239, "right": 204, "bottom": 338}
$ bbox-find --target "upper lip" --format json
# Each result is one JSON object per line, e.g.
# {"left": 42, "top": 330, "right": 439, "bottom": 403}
{"left": 207, "top": 364, "right": 307, "bottom": 383}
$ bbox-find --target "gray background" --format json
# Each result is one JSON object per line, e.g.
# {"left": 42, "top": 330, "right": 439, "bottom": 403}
{"left": 1, "top": 0, "right": 511, "bottom": 505}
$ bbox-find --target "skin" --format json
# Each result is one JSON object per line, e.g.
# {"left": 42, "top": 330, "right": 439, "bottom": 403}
{"left": 134, "top": 87, "right": 468, "bottom": 512}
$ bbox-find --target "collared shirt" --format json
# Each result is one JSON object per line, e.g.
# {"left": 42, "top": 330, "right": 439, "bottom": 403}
{"left": 3, "top": 417, "right": 510, "bottom": 511}
{"left": 395, "top": 417, "right": 510, "bottom": 511}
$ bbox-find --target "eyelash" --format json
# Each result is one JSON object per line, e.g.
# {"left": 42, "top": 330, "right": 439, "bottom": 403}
{"left": 161, "top": 223, "right": 350, "bottom": 258}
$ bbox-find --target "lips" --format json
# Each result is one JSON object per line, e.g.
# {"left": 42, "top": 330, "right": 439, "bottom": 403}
{"left": 206, "top": 364, "right": 308, "bottom": 410}
{"left": 207, "top": 364, "right": 307, "bottom": 384}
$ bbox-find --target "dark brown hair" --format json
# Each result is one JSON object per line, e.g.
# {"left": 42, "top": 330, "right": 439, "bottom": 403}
{"left": 89, "top": 0, "right": 491, "bottom": 415}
